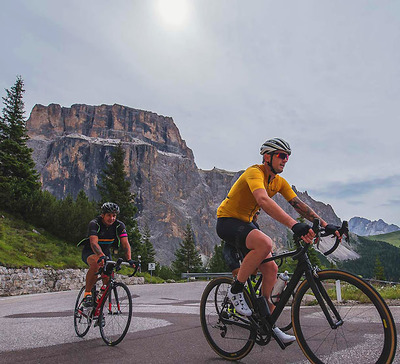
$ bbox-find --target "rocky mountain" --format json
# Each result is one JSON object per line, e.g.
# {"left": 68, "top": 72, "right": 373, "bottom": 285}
{"left": 349, "top": 217, "right": 400, "bottom": 236}
{"left": 27, "top": 103, "right": 345, "bottom": 265}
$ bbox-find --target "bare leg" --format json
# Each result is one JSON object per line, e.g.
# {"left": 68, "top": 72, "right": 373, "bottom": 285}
{"left": 232, "top": 268, "right": 240, "bottom": 277}
{"left": 258, "top": 256, "right": 278, "bottom": 313}
{"left": 85, "top": 254, "right": 109, "bottom": 292}
{"left": 85, "top": 255, "right": 100, "bottom": 292}
{"left": 237, "top": 229, "right": 273, "bottom": 283}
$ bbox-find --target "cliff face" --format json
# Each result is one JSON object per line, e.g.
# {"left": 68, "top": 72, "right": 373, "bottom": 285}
{"left": 26, "top": 103, "right": 345, "bottom": 264}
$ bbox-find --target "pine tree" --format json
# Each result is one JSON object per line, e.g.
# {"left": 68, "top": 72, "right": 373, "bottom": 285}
{"left": 140, "top": 224, "right": 156, "bottom": 271}
{"left": 373, "top": 256, "right": 386, "bottom": 280}
{"left": 172, "top": 224, "right": 203, "bottom": 275}
{"left": 208, "top": 241, "right": 230, "bottom": 273}
{"left": 0, "top": 76, "right": 40, "bottom": 213}
{"left": 98, "top": 144, "right": 136, "bottom": 222}
{"left": 97, "top": 143, "right": 141, "bottom": 250}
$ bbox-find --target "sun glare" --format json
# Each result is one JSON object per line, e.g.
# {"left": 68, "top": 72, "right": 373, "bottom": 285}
{"left": 156, "top": 0, "right": 189, "bottom": 28}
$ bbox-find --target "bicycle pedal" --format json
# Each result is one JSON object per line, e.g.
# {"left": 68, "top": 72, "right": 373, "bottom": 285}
{"left": 94, "top": 317, "right": 105, "bottom": 328}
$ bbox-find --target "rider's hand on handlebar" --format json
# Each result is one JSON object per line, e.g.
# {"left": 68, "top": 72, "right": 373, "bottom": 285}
{"left": 97, "top": 255, "right": 107, "bottom": 267}
{"left": 127, "top": 259, "right": 136, "bottom": 268}
{"left": 291, "top": 222, "right": 315, "bottom": 244}
{"left": 323, "top": 224, "right": 342, "bottom": 241}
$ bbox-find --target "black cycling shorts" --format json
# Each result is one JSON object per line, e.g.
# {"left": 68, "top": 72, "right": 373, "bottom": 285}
{"left": 216, "top": 217, "right": 258, "bottom": 259}
{"left": 81, "top": 244, "right": 112, "bottom": 265}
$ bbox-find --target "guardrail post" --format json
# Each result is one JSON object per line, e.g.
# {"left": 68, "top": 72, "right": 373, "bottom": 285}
{"left": 335, "top": 279, "right": 342, "bottom": 303}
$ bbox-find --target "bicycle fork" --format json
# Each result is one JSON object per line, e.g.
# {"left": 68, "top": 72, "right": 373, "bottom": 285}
{"left": 305, "top": 270, "right": 343, "bottom": 329}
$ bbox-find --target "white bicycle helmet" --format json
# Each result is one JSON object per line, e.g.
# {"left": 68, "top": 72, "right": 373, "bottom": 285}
{"left": 260, "top": 138, "right": 292, "bottom": 155}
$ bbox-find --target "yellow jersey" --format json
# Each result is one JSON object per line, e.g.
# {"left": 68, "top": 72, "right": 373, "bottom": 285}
{"left": 217, "top": 164, "right": 297, "bottom": 223}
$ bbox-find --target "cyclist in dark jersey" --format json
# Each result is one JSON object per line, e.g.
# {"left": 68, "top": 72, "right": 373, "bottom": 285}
{"left": 78, "top": 202, "right": 135, "bottom": 306}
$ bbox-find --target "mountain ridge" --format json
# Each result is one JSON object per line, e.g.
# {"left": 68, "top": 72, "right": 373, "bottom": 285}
{"left": 24, "top": 103, "right": 383, "bottom": 264}
{"left": 349, "top": 216, "right": 400, "bottom": 236}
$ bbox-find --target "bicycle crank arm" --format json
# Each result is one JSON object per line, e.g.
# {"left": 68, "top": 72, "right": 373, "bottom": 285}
{"left": 331, "top": 319, "right": 344, "bottom": 329}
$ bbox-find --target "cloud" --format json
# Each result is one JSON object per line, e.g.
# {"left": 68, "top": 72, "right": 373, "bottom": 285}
{"left": 381, "top": 199, "right": 400, "bottom": 207}
{"left": 309, "top": 175, "right": 400, "bottom": 199}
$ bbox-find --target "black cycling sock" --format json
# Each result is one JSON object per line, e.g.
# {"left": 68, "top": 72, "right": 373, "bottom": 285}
{"left": 231, "top": 279, "right": 245, "bottom": 294}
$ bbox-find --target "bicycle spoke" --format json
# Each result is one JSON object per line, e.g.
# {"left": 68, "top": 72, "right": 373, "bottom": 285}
{"left": 99, "top": 282, "right": 132, "bottom": 346}
{"left": 200, "top": 277, "right": 255, "bottom": 360}
{"left": 74, "top": 286, "right": 92, "bottom": 337}
{"left": 293, "top": 270, "right": 396, "bottom": 364}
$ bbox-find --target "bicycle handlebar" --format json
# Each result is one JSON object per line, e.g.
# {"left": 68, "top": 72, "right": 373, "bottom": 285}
{"left": 320, "top": 220, "right": 349, "bottom": 256}
{"left": 96, "top": 257, "right": 140, "bottom": 277}
{"left": 291, "top": 219, "right": 349, "bottom": 260}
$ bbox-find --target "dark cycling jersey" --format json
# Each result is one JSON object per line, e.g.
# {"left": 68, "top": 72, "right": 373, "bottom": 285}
{"left": 78, "top": 216, "right": 128, "bottom": 262}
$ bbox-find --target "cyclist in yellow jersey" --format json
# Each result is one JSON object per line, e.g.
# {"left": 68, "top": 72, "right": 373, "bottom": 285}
{"left": 216, "top": 138, "right": 340, "bottom": 344}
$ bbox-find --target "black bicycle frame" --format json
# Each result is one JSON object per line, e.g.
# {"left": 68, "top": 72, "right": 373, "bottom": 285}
{"left": 244, "top": 245, "right": 344, "bottom": 344}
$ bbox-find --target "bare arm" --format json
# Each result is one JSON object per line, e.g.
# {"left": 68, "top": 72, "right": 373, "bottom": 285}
{"left": 288, "top": 196, "right": 327, "bottom": 227}
{"left": 89, "top": 235, "right": 105, "bottom": 257}
{"left": 120, "top": 237, "right": 132, "bottom": 261}
{"left": 253, "top": 188, "right": 298, "bottom": 229}
{"left": 253, "top": 189, "right": 314, "bottom": 243}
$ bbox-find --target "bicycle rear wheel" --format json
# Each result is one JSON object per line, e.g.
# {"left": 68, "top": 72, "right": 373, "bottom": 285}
{"left": 200, "top": 277, "right": 255, "bottom": 361}
{"left": 292, "top": 269, "right": 397, "bottom": 364}
{"left": 74, "top": 286, "right": 93, "bottom": 337}
{"left": 99, "top": 282, "right": 132, "bottom": 346}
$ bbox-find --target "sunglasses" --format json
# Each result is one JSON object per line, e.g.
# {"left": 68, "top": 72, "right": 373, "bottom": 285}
{"left": 274, "top": 152, "right": 289, "bottom": 160}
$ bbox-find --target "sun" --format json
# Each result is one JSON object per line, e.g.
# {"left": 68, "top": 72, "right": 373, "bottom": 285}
{"left": 156, "top": 0, "right": 189, "bottom": 28}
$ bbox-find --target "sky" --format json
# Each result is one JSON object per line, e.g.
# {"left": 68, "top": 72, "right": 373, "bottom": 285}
{"left": 1, "top": 0, "right": 400, "bottom": 226}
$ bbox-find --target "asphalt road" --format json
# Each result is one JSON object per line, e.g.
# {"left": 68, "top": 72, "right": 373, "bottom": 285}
{"left": 1, "top": 281, "right": 399, "bottom": 364}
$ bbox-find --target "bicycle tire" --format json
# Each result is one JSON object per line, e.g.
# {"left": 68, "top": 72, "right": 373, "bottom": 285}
{"left": 292, "top": 269, "right": 397, "bottom": 364}
{"left": 99, "top": 282, "right": 132, "bottom": 346}
{"left": 74, "top": 286, "right": 93, "bottom": 337}
{"left": 200, "top": 277, "right": 255, "bottom": 361}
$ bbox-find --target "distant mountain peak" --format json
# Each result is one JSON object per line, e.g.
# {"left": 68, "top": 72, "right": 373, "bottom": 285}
{"left": 349, "top": 217, "right": 400, "bottom": 236}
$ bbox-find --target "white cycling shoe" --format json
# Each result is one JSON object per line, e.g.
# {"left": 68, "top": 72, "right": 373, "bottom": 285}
{"left": 273, "top": 327, "right": 296, "bottom": 344}
{"left": 227, "top": 287, "right": 252, "bottom": 316}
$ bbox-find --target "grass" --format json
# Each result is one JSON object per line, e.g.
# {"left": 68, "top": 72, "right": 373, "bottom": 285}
{"left": 304, "top": 281, "right": 400, "bottom": 306}
{"left": 0, "top": 211, "right": 170, "bottom": 284}
{"left": 364, "top": 231, "right": 400, "bottom": 248}
{"left": 0, "top": 211, "right": 86, "bottom": 269}
{"left": 373, "top": 283, "right": 400, "bottom": 300}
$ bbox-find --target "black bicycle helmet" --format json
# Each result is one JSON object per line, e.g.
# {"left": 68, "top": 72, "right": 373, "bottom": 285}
{"left": 101, "top": 202, "right": 120, "bottom": 214}
{"left": 260, "top": 138, "right": 292, "bottom": 155}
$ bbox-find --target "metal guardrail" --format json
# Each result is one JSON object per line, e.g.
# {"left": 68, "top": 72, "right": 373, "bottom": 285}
{"left": 181, "top": 272, "right": 233, "bottom": 280}
{"left": 181, "top": 272, "right": 400, "bottom": 285}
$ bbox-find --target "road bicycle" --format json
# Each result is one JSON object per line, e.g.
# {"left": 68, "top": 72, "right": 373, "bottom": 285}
{"left": 74, "top": 258, "right": 138, "bottom": 346}
{"left": 200, "top": 220, "right": 397, "bottom": 363}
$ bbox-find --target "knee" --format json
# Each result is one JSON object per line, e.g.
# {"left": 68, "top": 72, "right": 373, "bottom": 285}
{"left": 260, "top": 261, "right": 278, "bottom": 277}
{"left": 259, "top": 236, "right": 273, "bottom": 255}
{"left": 247, "top": 232, "right": 273, "bottom": 254}
{"left": 270, "top": 262, "right": 278, "bottom": 277}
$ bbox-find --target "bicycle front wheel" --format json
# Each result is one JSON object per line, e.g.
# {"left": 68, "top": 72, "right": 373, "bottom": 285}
{"left": 200, "top": 277, "right": 255, "bottom": 361}
{"left": 74, "top": 286, "right": 93, "bottom": 337}
{"left": 99, "top": 282, "right": 133, "bottom": 346}
{"left": 292, "top": 269, "right": 397, "bottom": 364}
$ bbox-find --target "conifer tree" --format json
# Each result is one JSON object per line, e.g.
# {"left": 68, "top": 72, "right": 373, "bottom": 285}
{"left": 97, "top": 143, "right": 141, "bottom": 249}
{"left": 208, "top": 241, "right": 230, "bottom": 273}
{"left": 0, "top": 76, "right": 40, "bottom": 213}
{"left": 373, "top": 256, "right": 386, "bottom": 280}
{"left": 140, "top": 224, "right": 156, "bottom": 271}
{"left": 172, "top": 224, "right": 203, "bottom": 275}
